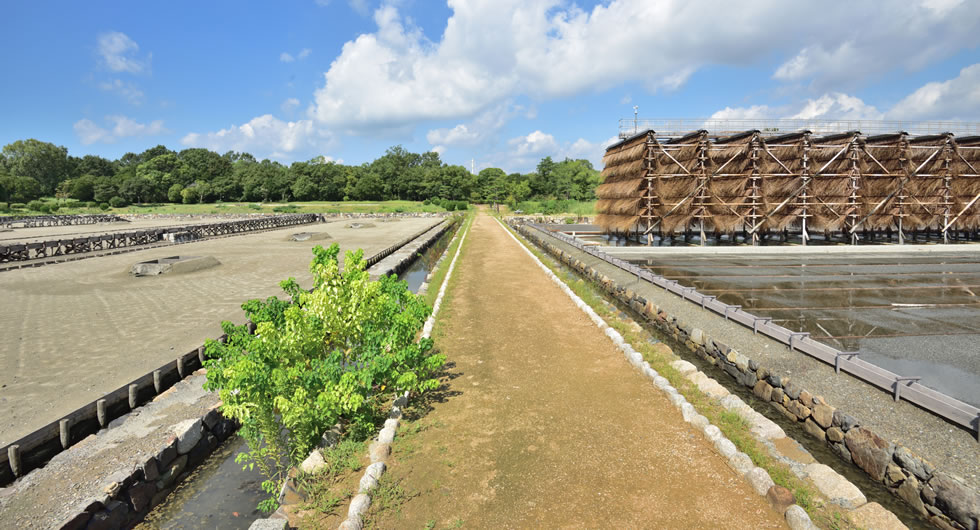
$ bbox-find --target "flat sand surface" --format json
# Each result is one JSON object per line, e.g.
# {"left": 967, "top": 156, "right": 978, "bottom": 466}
{"left": 0, "top": 217, "right": 439, "bottom": 445}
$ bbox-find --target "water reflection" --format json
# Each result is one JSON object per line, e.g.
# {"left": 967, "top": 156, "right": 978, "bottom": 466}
{"left": 629, "top": 252, "right": 980, "bottom": 407}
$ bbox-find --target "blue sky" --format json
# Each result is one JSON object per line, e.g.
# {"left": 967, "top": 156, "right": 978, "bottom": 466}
{"left": 2, "top": 1, "right": 979, "bottom": 173}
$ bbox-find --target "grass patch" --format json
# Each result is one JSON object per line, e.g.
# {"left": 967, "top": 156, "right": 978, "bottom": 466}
{"left": 362, "top": 474, "right": 417, "bottom": 528}
{"left": 423, "top": 212, "right": 475, "bottom": 307}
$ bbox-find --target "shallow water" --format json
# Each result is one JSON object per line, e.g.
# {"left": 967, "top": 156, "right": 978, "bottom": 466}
{"left": 136, "top": 435, "right": 267, "bottom": 529}
{"left": 629, "top": 251, "right": 980, "bottom": 407}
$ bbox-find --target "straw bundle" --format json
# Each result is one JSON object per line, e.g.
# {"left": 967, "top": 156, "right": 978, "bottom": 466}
{"left": 596, "top": 178, "right": 645, "bottom": 199}
{"left": 596, "top": 198, "right": 642, "bottom": 216}
{"left": 596, "top": 213, "right": 642, "bottom": 232}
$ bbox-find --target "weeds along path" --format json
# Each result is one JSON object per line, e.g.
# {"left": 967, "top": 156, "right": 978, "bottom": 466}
{"left": 364, "top": 213, "right": 786, "bottom": 529}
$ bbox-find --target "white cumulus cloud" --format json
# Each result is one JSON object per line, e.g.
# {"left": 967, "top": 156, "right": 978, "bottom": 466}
{"left": 97, "top": 32, "right": 151, "bottom": 74}
{"left": 181, "top": 115, "right": 332, "bottom": 160}
{"left": 308, "top": 0, "right": 980, "bottom": 133}
{"left": 73, "top": 115, "right": 169, "bottom": 145}
{"left": 886, "top": 63, "right": 980, "bottom": 121}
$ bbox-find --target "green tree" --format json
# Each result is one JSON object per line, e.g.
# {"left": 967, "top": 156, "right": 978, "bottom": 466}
{"left": 74, "top": 155, "right": 116, "bottom": 178}
{"left": 69, "top": 175, "right": 99, "bottom": 202}
{"left": 1, "top": 139, "right": 73, "bottom": 194}
{"left": 203, "top": 245, "right": 442, "bottom": 511}
{"left": 167, "top": 183, "right": 184, "bottom": 203}
{"left": 179, "top": 148, "right": 232, "bottom": 185}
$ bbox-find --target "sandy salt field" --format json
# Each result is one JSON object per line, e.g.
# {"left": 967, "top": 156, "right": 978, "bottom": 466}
{"left": 0, "top": 216, "right": 440, "bottom": 445}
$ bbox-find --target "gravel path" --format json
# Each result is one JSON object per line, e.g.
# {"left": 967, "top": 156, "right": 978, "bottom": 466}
{"left": 363, "top": 214, "right": 786, "bottom": 528}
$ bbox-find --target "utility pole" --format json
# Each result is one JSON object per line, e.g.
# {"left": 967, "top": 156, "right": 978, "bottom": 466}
{"left": 634, "top": 105, "right": 639, "bottom": 134}
{"left": 471, "top": 158, "right": 475, "bottom": 174}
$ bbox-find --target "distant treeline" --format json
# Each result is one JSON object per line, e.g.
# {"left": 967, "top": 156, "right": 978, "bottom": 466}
{"left": 0, "top": 139, "right": 600, "bottom": 209}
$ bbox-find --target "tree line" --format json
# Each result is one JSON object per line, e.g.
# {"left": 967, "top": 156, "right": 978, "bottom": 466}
{"left": 0, "top": 139, "right": 600, "bottom": 208}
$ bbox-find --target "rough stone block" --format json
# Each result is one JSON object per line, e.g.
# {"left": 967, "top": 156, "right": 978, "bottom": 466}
{"left": 730, "top": 452, "right": 754, "bottom": 476}
{"left": 805, "top": 463, "right": 867, "bottom": 509}
{"left": 832, "top": 409, "right": 859, "bottom": 431}
{"left": 785, "top": 505, "right": 817, "bottom": 530}
{"left": 714, "top": 438, "right": 737, "bottom": 460}
{"left": 771, "top": 388, "right": 785, "bottom": 404}
{"left": 929, "top": 472, "right": 979, "bottom": 530}
{"left": 186, "top": 435, "right": 211, "bottom": 468}
{"left": 830, "top": 441, "right": 852, "bottom": 465}
{"left": 811, "top": 403, "right": 834, "bottom": 429}
{"left": 885, "top": 463, "right": 907, "bottom": 487}
{"left": 126, "top": 481, "right": 156, "bottom": 513}
{"left": 300, "top": 450, "right": 326, "bottom": 474}
{"left": 348, "top": 493, "right": 372, "bottom": 518}
{"left": 156, "top": 455, "right": 188, "bottom": 490}
{"left": 826, "top": 427, "right": 844, "bottom": 443}
{"left": 766, "top": 485, "right": 795, "bottom": 515}
{"left": 369, "top": 442, "right": 391, "bottom": 463}
{"left": 767, "top": 374, "right": 783, "bottom": 388}
{"left": 803, "top": 418, "right": 825, "bottom": 441}
{"left": 897, "top": 474, "right": 928, "bottom": 516}
{"left": 788, "top": 400, "right": 811, "bottom": 421}
{"left": 203, "top": 406, "right": 222, "bottom": 430}
{"left": 671, "top": 360, "right": 697, "bottom": 376}
{"left": 847, "top": 502, "right": 909, "bottom": 530}
{"left": 844, "top": 427, "right": 894, "bottom": 482}
{"left": 798, "top": 390, "right": 813, "bottom": 408}
{"left": 894, "top": 445, "right": 934, "bottom": 482}
{"left": 746, "top": 467, "right": 775, "bottom": 496}
{"left": 173, "top": 418, "right": 203, "bottom": 455}
{"left": 784, "top": 381, "right": 803, "bottom": 400}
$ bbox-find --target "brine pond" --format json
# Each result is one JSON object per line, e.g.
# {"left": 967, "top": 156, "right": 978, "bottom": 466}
{"left": 626, "top": 250, "right": 980, "bottom": 407}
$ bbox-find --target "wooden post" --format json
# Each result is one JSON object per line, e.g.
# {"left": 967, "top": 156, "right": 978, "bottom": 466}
{"left": 128, "top": 384, "right": 138, "bottom": 410}
{"left": 198, "top": 345, "right": 206, "bottom": 366}
{"left": 177, "top": 356, "right": 186, "bottom": 378}
{"left": 97, "top": 399, "right": 107, "bottom": 427}
{"left": 59, "top": 418, "right": 71, "bottom": 449}
{"left": 153, "top": 370, "right": 162, "bottom": 394}
{"left": 8, "top": 445, "right": 21, "bottom": 477}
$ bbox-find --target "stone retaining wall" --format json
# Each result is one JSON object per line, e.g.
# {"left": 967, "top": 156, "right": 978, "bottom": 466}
{"left": 57, "top": 389, "right": 239, "bottom": 530}
{"left": 516, "top": 222, "right": 979, "bottom": 530}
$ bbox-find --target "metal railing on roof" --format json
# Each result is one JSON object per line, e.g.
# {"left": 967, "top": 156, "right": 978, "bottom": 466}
{"left": 618, "top": 118, "right": 980, "bottom": 139}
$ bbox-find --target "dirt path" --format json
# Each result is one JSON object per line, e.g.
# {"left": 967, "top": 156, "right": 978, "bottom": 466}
{"left": 362, "top": 214, "right": 786, "bottom": 529}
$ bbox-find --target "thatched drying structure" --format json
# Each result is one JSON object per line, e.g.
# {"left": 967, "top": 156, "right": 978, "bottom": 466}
{"left": 596, "top": 129, "right": 980, "bottom": 244}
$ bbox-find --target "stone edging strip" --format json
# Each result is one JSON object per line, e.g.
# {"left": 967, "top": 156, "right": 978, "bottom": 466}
{"left": 334, "top": 217, "right": 471, "bottom": 530}
{"left": 494, "top": 217, "right": 822, "bottom": 529}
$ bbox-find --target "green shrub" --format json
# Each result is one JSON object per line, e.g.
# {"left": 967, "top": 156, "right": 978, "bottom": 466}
{"left": 272, "top": 205, "right": 299, "bottom": 213}
{"left": 85, "top": 201, "right": 98, "bottom": 208}
{"left": 99, "top": 202, "right": 111, "bottom": 211}
{"left": 11, "top": 203, "right": 26, "bottom": 210}
{"left": 109, "top": 196, "right": 128, "bottom": 208}
{"left": 422, "top": 199, "right": 431, "bottom": 205}
{"left": 26, "top": 200, "right": 44, "bottom": 212}
{"left": 204, "top": 245, "right": 443, "bottom": 512}
{"left": 248, "top": 203, "right": 262, "bottom": 210}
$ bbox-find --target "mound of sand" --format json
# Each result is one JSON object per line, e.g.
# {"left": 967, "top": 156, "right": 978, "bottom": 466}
{"left": 288, "top": 232, "right": 332, "bottom": 242}
{"left": 130, "top": 255, "right": 221, "bottom": 276}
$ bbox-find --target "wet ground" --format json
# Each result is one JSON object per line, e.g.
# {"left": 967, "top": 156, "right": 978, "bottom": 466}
{"left": 621, "top": 251, "right": 980, "bottom": 407}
